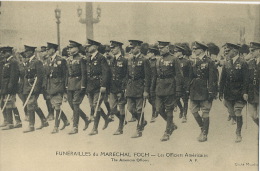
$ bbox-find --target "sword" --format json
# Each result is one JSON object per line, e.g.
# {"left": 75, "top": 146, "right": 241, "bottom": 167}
{"left": 23, "top": 77, "right": 38, "bottom": 109}
{"left": 124, "top": 99, "right": 128, "bottom": 126}
{"left": 246, "top": 100, "right": 248, "bottom": 129}
{"left": 93, "top": 91, "right": 102, "bottom": 118}
{"left": 1, "top": 94, "right": 10, "bottom": 113}
{"left": 138, "top": 97, "right": 147, "bottom": 126}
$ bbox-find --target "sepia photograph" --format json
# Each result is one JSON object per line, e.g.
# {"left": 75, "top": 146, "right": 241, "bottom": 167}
{"left": 0, "top": 1, "right": 259, "bottom": 171}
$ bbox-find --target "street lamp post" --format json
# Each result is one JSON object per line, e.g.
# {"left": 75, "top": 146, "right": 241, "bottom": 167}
{"left": 55, "top": 6, "right": 61, "bottom": 54}
{"left": 77, "top": 2, "right": 101, "bottom": 40}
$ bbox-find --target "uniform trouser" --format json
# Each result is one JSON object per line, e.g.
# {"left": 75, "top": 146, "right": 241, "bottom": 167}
{"left": 223, "top": 99, "right": 245, "bottom": 117}
{"left": 127, "top": 97, "right": 145, "bottom": 128}
{"left": 88, "top": 91, "right": 105, "bottom": 130}
{"left": 1, "top": 95, "right": 8, "bottom": 124}
{"left": 248, "top": 102, "right": 259, "bottom": 126}
{"left": 50, "top": 93, "right": 68, "bottom": 127}
{"left": 156, "top": 95, "right": 176, "bottom": 133}
{"left": 24, "top": 94, "right": 46, "bottom": 127}
{"left": 176, "top": 96, "right": 189, "bottom": 116}
{"left": 109, "top": 93, "right": 126, "bottom": 116}
{"left": 67, "top": 90, "right": 87, "bottom": 128}
{"left": 3, "top": 95, "right": 21, "bottom": 125}
{"left": 18, "top": 93, "right": 28, "bottom": 117}
{"left": 103, "top": 92, "right": 111, "bottom": 115}
{"left": 190, "top": 100, "right": 212, "bottom": 135}
{"left": 43, "top": 90, "right": 54, "bottom": 116}
{"left": 148, "top": 95, "right": 156, "bottom": 117}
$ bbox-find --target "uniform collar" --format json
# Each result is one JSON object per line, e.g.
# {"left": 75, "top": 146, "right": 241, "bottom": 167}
{"left": 6, "top": 55, "right": 13, "bottom": 62}
{"left": 197, "top": 53, "right": 206, "bottom": 60}
{"left": 29, "top": 55, "right": 35, "bottom": 63}
{"left": 115, "top": 53, "right": 121, "bottom": 60}
{"left": 91, "top": 51, "right": 98, "bottom": 60}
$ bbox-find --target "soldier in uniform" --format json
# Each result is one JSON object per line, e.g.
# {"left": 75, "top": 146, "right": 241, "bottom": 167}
{"left": 174, "top": 44, "right": 192, "bottom": 123}
{"left": 82, "top": 39, "right": 110, "bottom": 136}
{"left": 219, "top": 43, "right": 249, "bottom": 143}
{"left": 0, "top": 46, "right": 21, "bottom": 130}
{"left": 107, "top": 40, "right": 127, "bottom": 135}
{"left": 45, "top": 42, "right": 70, "bottom": 134}
{"left": 126, "top": 40, "right": 151, "bottom": 138}
{"left": 40, "top": 46, "right": 55, "bottom": 121}
{"left": 155, "top": 41, "right": 182, "bottom": 141}
{"left": 247, "top": 42, "right": 259, "bottom": 127}
{"left": 66, "top": 40, "right": 90, "bottom": 135}
{"left": 22, "top": 45, "right": 49, "bottom": 133}
{"left": 190, "top": 41, "right": 217, "bottom": 142}
{"left": 146, "top": 44, "right": 160, "bottom": 123}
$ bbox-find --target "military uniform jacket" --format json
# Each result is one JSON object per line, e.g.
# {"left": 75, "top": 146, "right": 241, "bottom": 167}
{"left": 247, "top": 59, "right": 259, "bottom": 104}
{"left": 108, "top": 55, "right": 127, "bottom": 94}
{"left": 46, "top": 55, "right": 67, "bottom": 95}
{"left": 125, "top": 54, "right": 151, "bottom": 98}
{"left": 0, "top": 62, "right": 3, "bottom": 91}
{"left": 22, "top": 56, "right": 44, "bottom": 95}
{"left": 42, "top": 57, "right": 51, "bottom": 90}
{"left": 83, "top": 52, "right": 110, "bottom": 93}
{"left": 149, "top": 56, "right": 158, "bottom": 97}
{"left": 155, "top": 53, "right": 183, "bottom": 96}
{"left": 175, "top": 57, "right": 192, "bottom": 94}
{"left": 190, "top": 55, "right": 217, "bottom": 101}
{"left": 66, "top": 53, "right": 86, "bottom": 91}
{"left": 219, "top": 56, "right": 248, "bottom": 101}
{"left": 0, "top": 56, "right": 19, "bottom": 95}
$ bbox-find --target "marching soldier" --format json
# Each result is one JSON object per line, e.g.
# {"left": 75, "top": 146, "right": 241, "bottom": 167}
{"left": 41, "top": 46, "right": 55, "bottom": 121}
{"left": 22, "top": 45, "right": 49, "bottom": 133}
{"left": 83, "top": 39, "right": 110, "bottom": 136}
{"left": 155, "top": 41, "right": 182, "bottom": 141}
{"left": 146, "top": 44, "right": 160, "bottom": 123}
{"left": 107, "top": 40, "right": 127, "bottom": 135}
{"left": 219, "top": 43, "right": 249, "bottom": 143}
{"left": 174, "top": 44, "right": 192, "bottom": 123}
{"left": 126, "top": 40, "right": 151, "bottom": 138}
{"left": 0, "top": 46, "right": 21, "bottom": 130}
{"left": 190, "top": 41, "right": 217, "bottom": 142}
{"left": 45, "top": 42, "right": 70, "bottom": 134}
{"left": 66, "top": 40, "right": 90, "bottom": 135}
{"left": 247, "top": 42, "right": 259, "bottom": 127}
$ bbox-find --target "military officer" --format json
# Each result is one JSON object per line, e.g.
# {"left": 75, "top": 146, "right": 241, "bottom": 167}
{"left": 22, "top": 45, "right": 49, "bottom": 133}
{"left": 126, "top": 40, "right": 151, "bottom": 138}
{"left": 146, "top": 44, "right": 160, "bottom": 123}
{"left": 40, "top": 46, "right": 55, "bottom": 121}
{"left": 66, "top": 40, "right": 90, "bottom": 135}
{"left": 247, "top": 42, "right": 260, "bottom": 127}
{"left": 83, "top": 39, "right": 110, "bottom": 136}
{"left": 219, "top": 43, "right": 249, "bottom": 143}
{"left": 155, "top": 41, "right": 182, "bottom": 141}
{"left": 174, "top": 44, "right": 192, "bottom": 123}
{"left": 0, "top": 46, "right": 21, "bottom": 130}
{"left": 45, "top": 42, "right": 70, "bottom": 134}
{"left": 190, "top": 41, "right": 217, "bottom": 142}
{"left": 107, "top": 40, "right": 127, "bottom": 135}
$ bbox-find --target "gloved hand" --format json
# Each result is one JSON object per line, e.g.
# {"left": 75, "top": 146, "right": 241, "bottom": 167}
{"left": 243, "top": 94, "right": 248, "bottom": 101}
{"left": 143, "top": 91, "right": 149, "bottom": 98}
{"left": 208, "top": 92, "right": 215, "bottom": 102}
{"left": 100, "top": 87, "right": 106, "bottom": 93}
{"left": 63, "top": 93, "right": 68, "bottom": 102}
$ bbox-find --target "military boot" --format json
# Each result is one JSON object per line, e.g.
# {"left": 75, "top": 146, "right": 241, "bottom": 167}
{"left": 13, "top": 122, "right": 22, "bottom": 128}
{"left": 235, "top": 116, "right": 243, "bottom": 143}
{"left": 113, "top": 115, "right": 124, "bottom": 135}
{"left": 51, "top": 127, "right": 59, "bottom": 134}
{"left": 89, "top": 112, "right": 100, "bottom": 136}
{"left": 131, "top": 128, "right": 142, "bottom": 138}
{"left": 46, "top": 100, "right": 54, "bottom": 121}
{"left": 100, "top": 109, "right": 110, "bottom": 130}
{"left": 23, "top": 125, "right": 35, "bottom": 133}
{"left": 2, "top": 109, "right": 14, "bottom": 130}
{"left": 182, "top": 104, "right": 188, "bottom": 123}
{"left": 68, "top": 127, "right": 78, "bottom": 135}
{"left": 35, "top": 108, "right": 49, "bottom": 130}
{"left": 150, "top": 112, "right": 157, "bottom": 123}
{"left": 198, "top": 118, "right": 209, "bottom": 142}
{"left": 161, "top": 116, "right": 173, "bottom": 141}
{"left": 128, "top": 114, "right": 137, "bottom": 122}
{"left": 36, "top": 119, "right": 49, "bottom": 130}
{"left": 13, "top": 107, "right": 22, "bottom": 128}
{"left": 79, "top": 110, "right": 90, "bottom": 131}
{"left": 231, "top": 115, "right": 236, "bottom": 125}
{"left": 0, "top": 109, "right": 8, "bottom": 127}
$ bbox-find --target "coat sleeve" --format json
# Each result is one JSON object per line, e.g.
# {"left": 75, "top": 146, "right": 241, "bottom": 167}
{"left": 80, "top": 57, "right": 86, "bottom": 89}
{"left": 208, "top": 60, "right": 217, "bottom": 94}
{"left": 34, "top": 60, "right": 44, "bottom": 93}
{"left": 174, "top": 58, "right": 184, "bottom": 93}
{"left": 219, "top": 63, "right": 226, "bottom": 95}
{"left": 242, "top": 61, "right": 249, "bottom": 95}
{"left": 101, "top": 56, "right": 110, "bottom": 88}
{"left": 61, "top": 58, "right": 67, "bottom": 91}
{"left": 121, "top": 58, "right": 128, "bottom": 92}
{"left": 8, "top": 60, "right": 19, "bottom": 94}
{"left": 144, "top": 58, "right": 151, "bottom": 93}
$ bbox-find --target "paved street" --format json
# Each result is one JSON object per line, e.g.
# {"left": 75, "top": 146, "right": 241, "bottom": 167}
{"left": 0, "top": 95, "right": 258, "bottom": 171}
